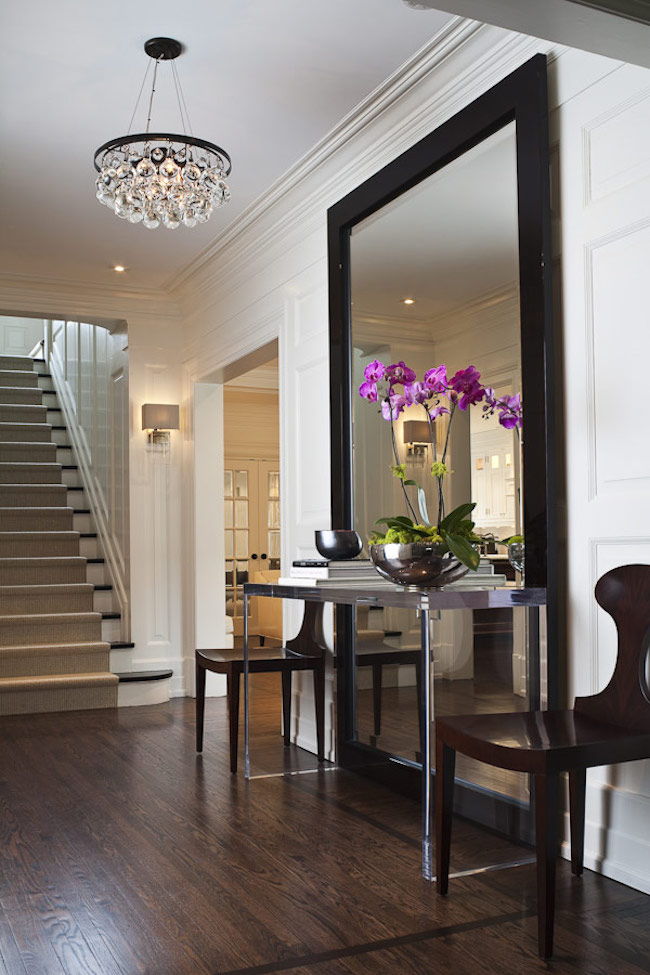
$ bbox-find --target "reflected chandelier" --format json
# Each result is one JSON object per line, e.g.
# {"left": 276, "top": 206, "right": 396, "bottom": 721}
{"left": 93, "top": 37, "right": 231, "bottom": 230}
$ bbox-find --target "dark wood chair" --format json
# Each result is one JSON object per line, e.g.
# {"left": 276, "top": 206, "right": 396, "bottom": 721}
{"left": 435, "top": 564, "right": 650, "bottom": 959}
{"left": 195, "top": 602, "right": 326, "bottom": 773}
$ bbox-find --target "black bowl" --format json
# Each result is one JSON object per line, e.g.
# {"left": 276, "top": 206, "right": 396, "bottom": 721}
{"left": 315, "top": 529, "right": 362, "bottom": 561}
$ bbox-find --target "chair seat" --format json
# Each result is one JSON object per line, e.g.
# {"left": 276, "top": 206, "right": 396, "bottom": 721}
{"left": 196, "top": 645, "right": 318, "bottom": 673}
{"left": 436, "top": 709, "right": 650, "bottom": 774}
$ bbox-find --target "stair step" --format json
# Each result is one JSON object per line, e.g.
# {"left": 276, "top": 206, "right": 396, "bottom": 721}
{"left": 0, "top": 530, "right": 80, "bottom": 557}
{"left": 116, "top": 670, "right": 172, "bottom": 683}
{"left": 0, "top": 484, "right": 68, "bottom": 507}
{"left": 0, "top": 356, "right": 37, "bottom": 372}
{"left": 0, "top": 404, "right": 48, "bottom": 423}
{"left": 0, "top": 556, "right": 87, "bottom": 585}
{"left": 0, "top": 672, "right": 118, "bottom": 716}
{"left": 0, "top": 642, "right": 111, "bottom": 678}
{"left": 0, "top": 442, "right": 56, "bottom": 464}
{"left": 0, "top": 583, "right": 94, "bottom": 614}
{"left": 0, "top": 370, "right": 40, "bottom": 388}
{"left": 0, "top": 507, "right": 74, "bottom": 531}
{"left": 0, "top": 462, "right": 61, "bottom": 484}
{"left": 0, "top": 612, "right": 103, "bottom": 646}
{"left": 0, "top": 422, "right": 52, "bottom": 443}
{"left": 0, "top": 388, "right": 43, "bottom": 405}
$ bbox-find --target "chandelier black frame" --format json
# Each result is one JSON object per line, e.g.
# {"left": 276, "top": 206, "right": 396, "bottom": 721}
{"left": 93, "top": 37, "right": 232, "bottom": 230}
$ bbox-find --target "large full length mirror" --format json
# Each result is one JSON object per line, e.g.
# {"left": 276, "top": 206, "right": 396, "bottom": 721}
{"left": 328, "top": 55, "right": 556, "bottom": 831}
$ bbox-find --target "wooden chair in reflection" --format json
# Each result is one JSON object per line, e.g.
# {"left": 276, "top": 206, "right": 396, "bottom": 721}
{"left": 195, "top": 601, "right": 326, "bottom": 773}
{"left": 435, "top": 564, "right": 650, "bottom": 958}
{"left": 353, "top": 605, "right": 422, "bottom": 743}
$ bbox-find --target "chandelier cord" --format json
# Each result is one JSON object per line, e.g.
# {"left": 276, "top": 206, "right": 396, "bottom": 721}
{"left": 145, "top": 56, "right": 162, "bottom": 135}
{"left": 126, "top": 59, "right": 153, "bottom": 136}
{"left": 171, "top": 59, "right": 194, "bottom": 138}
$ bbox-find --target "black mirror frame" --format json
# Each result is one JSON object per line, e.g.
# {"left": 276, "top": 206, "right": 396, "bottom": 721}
{"left": 327, "top": 54, "right": 559, "bottom": 745}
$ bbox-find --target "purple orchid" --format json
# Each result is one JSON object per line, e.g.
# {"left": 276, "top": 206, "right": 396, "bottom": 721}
{"left": 386, "top": 361, "right": 417, "bottom": 385}
{"left": 450, "top": 365, "right": 485, "bottom": 411}
{"left": 381, "top": 391, "right": 407, "bottom": 421}
{"left": 364, "top": 359, "right": 386, "bottom": 383}
{"left": 359, "top": 380, "right": 378, "bottom": 402}
{"left": 423, "top": 364, "right": 448, "bottom": 393}
{"left": 496, "top": 393, "right": 523, "bottom": 429}
{"left": 429, "top": 403, "right": 450, "bottom": 420}
{"left": 404, "top": 382, "right": 430, "bottom": 406}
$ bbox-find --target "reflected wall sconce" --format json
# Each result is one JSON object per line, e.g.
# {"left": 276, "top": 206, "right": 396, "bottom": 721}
{"left": 142, "top": 403, "right": 180, "bottom": 446}
{"left": 403, "top": 419, "right": 431, "bottom": 459}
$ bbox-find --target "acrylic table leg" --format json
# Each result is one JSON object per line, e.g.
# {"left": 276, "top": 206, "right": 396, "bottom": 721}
{"left": 421, "top": 607, "right": 433, "bottom": 880}
{"left": 244, "top": 591, "right": 250, "bottom": 779}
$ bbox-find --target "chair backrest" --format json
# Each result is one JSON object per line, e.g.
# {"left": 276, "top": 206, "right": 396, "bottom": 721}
{"left": 574, "top": 564, "right": 650, "bottom": 732}
{"left": 286, "top": 602, "right": 327, "bottom": 659}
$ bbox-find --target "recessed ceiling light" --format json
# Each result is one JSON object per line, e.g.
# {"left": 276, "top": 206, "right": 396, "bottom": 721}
{"left": 403, "top": 297, "right": 415, "bottom": 305}
{"left": 112, "top": 264, "right": 127, "bottom": 273}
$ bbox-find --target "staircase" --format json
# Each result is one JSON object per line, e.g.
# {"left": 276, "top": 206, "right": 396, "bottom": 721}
{"left": 0, "top": 354, "right": 118, "bottom": 715}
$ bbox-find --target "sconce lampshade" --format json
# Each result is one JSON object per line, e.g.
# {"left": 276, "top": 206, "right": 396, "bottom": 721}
{"left": 403, "top": 420, "right": 430, "bottom": 444}
{"left": 142, "top": 403, "right": 180, "bottom": 431}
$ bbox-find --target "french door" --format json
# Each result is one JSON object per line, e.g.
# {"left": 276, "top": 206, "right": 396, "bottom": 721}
{"left": 224, "top": 459, "right": 280, "bottom": 636}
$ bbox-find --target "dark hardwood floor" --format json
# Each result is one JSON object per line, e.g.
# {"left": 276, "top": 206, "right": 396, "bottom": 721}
{"left": 0, "top": 680, "right": 648, "bottom": 975}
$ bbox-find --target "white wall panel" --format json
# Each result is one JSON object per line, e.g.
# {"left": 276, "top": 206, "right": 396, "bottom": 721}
{"left": 0, "top": 316, "right": 45, "bottom": 355}
{"left": 589, "top": 223, "right": 650, "bottom": 498}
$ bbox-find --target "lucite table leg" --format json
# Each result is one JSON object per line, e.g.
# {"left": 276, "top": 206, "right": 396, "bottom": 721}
{"left": 244, "top": 591, "right": 250, "bottom": 779}
{"left": 421, "top": 606, "right": 433, "bottom": 880}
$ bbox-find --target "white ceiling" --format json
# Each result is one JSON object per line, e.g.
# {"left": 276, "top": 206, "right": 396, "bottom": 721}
{"left": 0, "top": 0, "right": 452, "bottom": 291}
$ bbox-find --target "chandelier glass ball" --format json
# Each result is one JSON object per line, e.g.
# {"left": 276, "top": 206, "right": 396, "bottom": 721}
{"left": 93, "top": 37, "right": 231, "bottom": 231}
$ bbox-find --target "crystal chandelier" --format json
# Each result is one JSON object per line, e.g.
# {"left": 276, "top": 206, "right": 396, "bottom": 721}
{"left": 93, "top": 37, "right": 231, "bottom": 230}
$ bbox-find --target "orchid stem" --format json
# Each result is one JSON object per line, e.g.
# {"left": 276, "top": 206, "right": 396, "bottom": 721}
{"left": 389, "top": 410, "right": 418, "bottom": 523}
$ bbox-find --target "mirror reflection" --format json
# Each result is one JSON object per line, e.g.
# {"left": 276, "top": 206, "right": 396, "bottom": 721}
{"left": 350, "top": 122, "right": 531, "bottom": 803}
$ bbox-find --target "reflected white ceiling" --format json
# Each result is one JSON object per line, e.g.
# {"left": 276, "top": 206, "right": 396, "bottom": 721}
{"left": 350, "top": 124, "right": 519, "bottom": 320}
{"left": 0, "top": 0, "right": 452, "bottom": 290}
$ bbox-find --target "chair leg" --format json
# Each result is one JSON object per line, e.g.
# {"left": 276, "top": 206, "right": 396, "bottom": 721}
{"left": 435, "top": 736, "right": 455, "bottom": 896}
{"left": 569, "top": 768, "right": 586, "bottom": 877}
{"left": 313, "top": 662, "right": 325, "bottom": 763}
{"left": 372, "top": 662, "right": 382, "bottom": 737}
{"left": 227, "top": 672, "right": 240, "bottom": 774}
{"left": 195, "top": 661, "right": 206, "bottom": 753}
{"left": 282, "top": 671, "right": 292, "bottom": 747}
{"left": 534, "top": 772, "right": 559, "bottom": 959}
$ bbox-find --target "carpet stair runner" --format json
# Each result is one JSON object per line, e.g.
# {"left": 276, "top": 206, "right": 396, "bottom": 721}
{"left": 0, "top": 355, "right": 117, "bottom": 715}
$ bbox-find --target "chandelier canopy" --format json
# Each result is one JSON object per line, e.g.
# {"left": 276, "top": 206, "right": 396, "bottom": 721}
{"left": 93, "top": 37, "right": 231, "bottom": 230}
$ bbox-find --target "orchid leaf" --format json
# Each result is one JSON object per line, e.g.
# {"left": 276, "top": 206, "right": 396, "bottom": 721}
{"left": 444, "top": 532, "right": 480, "bottom": 570}
{"left": 439, "top": 502, "right": 476, "bottom": 535}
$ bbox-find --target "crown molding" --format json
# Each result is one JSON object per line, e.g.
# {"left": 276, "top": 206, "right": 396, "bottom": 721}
{"left": 0, "top": 271, "right": 180, "bottom": 327}
{"left": 165, "top": 16, "right": 479, "bottom": 295}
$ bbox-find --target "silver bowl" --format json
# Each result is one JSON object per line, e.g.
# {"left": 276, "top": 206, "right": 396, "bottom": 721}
{"left": 369, "top": 541, "right": 469, "bottom": 589}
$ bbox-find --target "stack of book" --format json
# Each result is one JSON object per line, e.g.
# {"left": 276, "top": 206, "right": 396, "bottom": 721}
{"left": 281, "top": 558, "right": 507, "bottom": 589}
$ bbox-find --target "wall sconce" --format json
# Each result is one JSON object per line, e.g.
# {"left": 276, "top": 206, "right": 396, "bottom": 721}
{"left": 142, "top": 403, "right": 180, "bottom": 447}
{"left": 403, "top": 419, "right": 431, "bottom": 459}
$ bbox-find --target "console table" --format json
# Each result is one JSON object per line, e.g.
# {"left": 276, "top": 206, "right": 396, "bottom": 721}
{"left": 243, "top": 581, "right": 547, "bottom": 880}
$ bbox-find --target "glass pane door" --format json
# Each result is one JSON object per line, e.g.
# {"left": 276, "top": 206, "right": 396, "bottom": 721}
{"left": 224, "top": 461, "right": 258, "bottom": 636}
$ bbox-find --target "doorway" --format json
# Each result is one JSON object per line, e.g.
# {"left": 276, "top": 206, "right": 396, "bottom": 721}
{"left": 223, "top": 357, "right": 280, "bottom": 641}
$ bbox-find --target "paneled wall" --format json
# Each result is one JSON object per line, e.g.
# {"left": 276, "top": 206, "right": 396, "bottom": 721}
{"left": 49, "top": 320, "right": 130, "bottom": 634}
{"left": 555, "top": 61, "right": 650, "bottom": 892}
{"left": 0, "top": 316, "right": 45, "bottom": 356}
